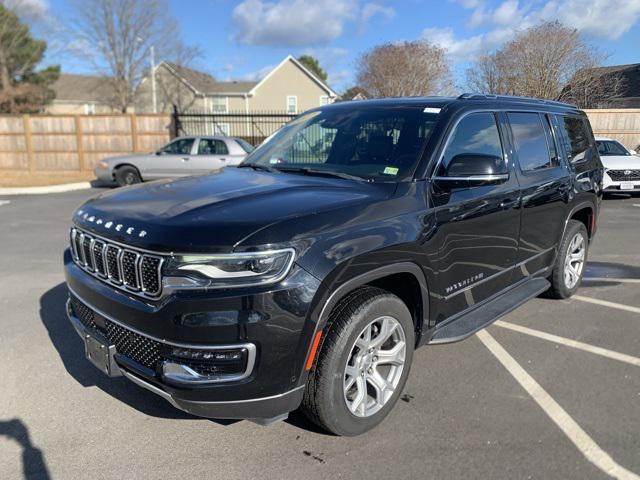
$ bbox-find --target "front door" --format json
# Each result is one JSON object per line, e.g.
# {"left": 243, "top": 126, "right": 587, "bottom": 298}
{"left": 147, "top": 137, "right": 197, "bottom": 178}
{"left": 429, "top": 111, "right": 522, "bottom": 322}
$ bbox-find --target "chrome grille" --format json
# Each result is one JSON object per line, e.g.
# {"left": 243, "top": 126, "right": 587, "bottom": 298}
{"left": 608, "top": 169, "right": 640, "bottom": 181}
{"left": 70, "top": 227, "right": 164, "bottom": 298}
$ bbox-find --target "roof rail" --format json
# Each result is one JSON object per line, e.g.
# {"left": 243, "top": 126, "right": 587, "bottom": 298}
{"left": 457, "top": 93, "right": 577, "bottom": 108}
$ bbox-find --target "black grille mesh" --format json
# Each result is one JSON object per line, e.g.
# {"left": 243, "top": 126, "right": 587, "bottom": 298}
{"left": 140, "top": 256, "right": 161, "bottom": 294}
{"left": 105, "top": 246, "right": 121, "bottom": 283}
{"left": 92, "top": 240, "right": 106, "bottom": 276}
{"left": 70, "top": 228, "right": 163, "bottom": 298}
{"left": 70, "top": 295, "right": 97, "bottom": 330}
{"left": 121, "top": 251, "right": 139, "bottom": 289}
{"left": 82, "top": 236, "right": 94, "bottom": 270}
{"left": 608, "top": 169, "right": 640, "bottom": 181}
{"left": 105, "top": 320, "right": 161, "bottom": 370}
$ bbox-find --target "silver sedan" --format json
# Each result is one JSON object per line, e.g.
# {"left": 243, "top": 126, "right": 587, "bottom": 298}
{"left": 94, "top": 136, "right": 254, "bottom": 186}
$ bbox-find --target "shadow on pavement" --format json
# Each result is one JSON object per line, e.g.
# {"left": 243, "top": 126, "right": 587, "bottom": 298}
{"left": 0, "top": 418, "right": 50, "bottom": 480}
{"left": 40, "top": 283, "right": 193, "bottom": 420}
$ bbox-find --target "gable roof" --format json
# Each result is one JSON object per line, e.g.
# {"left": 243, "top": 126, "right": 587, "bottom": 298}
{"left": 162, "top": 63, "right": 258, "bottom": 95}
{"left": 160, "top": 56, "right": 336, "bottom": 97}
{"left": 582, "top": 63, "right": 640, "bottom": 98}
{"left": 51, "top": 74, "right": 114, "bottom": 103}
{"left": 249, "top": 55, "right": 337, "bottom": 97}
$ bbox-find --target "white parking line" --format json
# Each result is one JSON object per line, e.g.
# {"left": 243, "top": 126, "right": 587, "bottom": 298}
{"left": 583, "top": 278, "right": 640, "bottom": 284}
{"left": 573, "top": 295, "right": 640, "bottom": 315}
{"left": 494, "top": 321, "right": 640, "bottom": 367}
{"left": 0, "top": 200, "right": 10, "bottom": 207}
{"left": 633, "top": 204, "right": 640, "bottom": 208}
{"left": 477, "top": 329, "right": 640, "bottom": 480}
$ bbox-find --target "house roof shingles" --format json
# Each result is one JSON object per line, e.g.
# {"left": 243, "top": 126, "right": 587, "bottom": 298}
{"left": 164, "top": 63, "right": 257, "bottom": 94}
{"left": 51, "top": 74, "right": 114, "bottom": 103}
{"left": 588, "top": 63, "right": 640, "bottom": 99}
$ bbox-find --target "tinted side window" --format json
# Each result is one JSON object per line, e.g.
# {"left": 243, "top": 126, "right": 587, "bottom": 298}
{"left": 508, "top": 112, "right": 554, "bottom": 172}
{"left": 556, "top": 115, "right": 590, "bottom": 162}
{"left": 438, "top": 112, "right": 504, "bottom": 175}
{"left": 198, "top": 139, "right": 229, "bottom": 155}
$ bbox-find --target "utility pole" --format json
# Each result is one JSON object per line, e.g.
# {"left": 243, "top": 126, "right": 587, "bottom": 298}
{"left": 150, "top": 45, "right": 157, "bottom": 114}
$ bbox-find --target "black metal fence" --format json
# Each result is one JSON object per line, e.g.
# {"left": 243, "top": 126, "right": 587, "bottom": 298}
{"left": 171, "top": 109, "right": 297, "bottom": 145}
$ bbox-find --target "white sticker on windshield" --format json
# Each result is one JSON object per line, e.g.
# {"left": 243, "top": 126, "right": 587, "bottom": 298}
{"left": 423, "top": 107, "right": 441, "bottom": 114}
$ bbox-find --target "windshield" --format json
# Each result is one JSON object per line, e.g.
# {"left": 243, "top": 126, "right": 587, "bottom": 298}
{"left": 597, "top": 140, "right": 630, "bottom": 156}
{"left": 241, "top": 106, "right": 439, "bottom": 181}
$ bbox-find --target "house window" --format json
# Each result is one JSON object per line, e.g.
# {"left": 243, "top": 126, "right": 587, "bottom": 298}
{"left": 84, "top": 103, "right": 96, "bottom": 115}
{"left": 211, "top": 97, "right": 228, "bottom": 113}
{"left": 287, "top": 95, "right": 297, "bottom": 114}
{"left": 319, "top": 96, "right": 330, "bottom": 106}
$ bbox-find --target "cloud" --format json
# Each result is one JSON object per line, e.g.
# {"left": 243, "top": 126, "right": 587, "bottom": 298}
{"left": 361, "top": 2, "right": 395, "bottom": 22}
{"left": 2, "top": 0, "right": 48, "bottom": 20}
{"left": 238, "top": 64, "right": 277, "bottom": 82}
{"left": 426, "top": 0, "right": 640, "bottom": 60}
{"left": 232, "top": 0, "right": 394, "bottom": 47}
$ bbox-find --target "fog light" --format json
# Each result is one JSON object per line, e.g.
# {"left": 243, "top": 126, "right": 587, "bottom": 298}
{"left": 170, "top": 348, "right": 244, "bottom": 361}
{"left": 161, "top": 345, "right": 255, "bottom": 384}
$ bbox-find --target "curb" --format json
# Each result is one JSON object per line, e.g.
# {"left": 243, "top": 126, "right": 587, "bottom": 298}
{"left": 0, "top": 182, "right": 93, "bottom": 196}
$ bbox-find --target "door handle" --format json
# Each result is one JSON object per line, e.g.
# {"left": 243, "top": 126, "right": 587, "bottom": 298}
{"left": 181, "top": 157, "right": 189, "bottom": 162}
{"left": 499, "top": 198, "right": 519, "bottom": 209}
{"left": 220, "top": 158, "right": 227, "bottom": 162}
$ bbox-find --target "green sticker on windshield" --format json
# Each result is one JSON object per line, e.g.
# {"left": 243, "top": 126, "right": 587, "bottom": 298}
{"left": 383, "top": 166, "right": 399, "bottom": 175}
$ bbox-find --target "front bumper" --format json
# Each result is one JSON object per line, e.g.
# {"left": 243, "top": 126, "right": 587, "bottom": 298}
{"left": 64, "top": 249, "right": 321, "bottom": 421}
{"left": 94, "top": 167, "right": 114, "bottom": 182}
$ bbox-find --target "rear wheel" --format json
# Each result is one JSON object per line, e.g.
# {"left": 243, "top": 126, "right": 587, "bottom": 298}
{"left": 301, "top": 287, "right": 415, "bottom": 436}
{"left": 115, "top": 165, "right": 142, "bottom": 187}
{"left": 547, "top": 220, "right": 588, "bottom": 299}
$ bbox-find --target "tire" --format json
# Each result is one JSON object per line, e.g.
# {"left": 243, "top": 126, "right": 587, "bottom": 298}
{"left": 115, "top": 165, "right": 142, "bottom": 187}
{"left": 546, "top": 220, "right": 589, "bottom": 299}
{"left": 301, "top": 286, "right": 415, "bottom": 436}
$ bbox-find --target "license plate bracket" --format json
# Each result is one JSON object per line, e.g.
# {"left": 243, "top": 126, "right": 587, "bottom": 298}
{"left": 84, "top": 333, "right": 121, "bottom": 377}
{"left": 620, "top": 182, "right": 635, "bottom": 190}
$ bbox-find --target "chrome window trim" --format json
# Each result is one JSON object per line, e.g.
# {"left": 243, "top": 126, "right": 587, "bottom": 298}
{"left": 433, "top": 174, "right": 509, "bottom": 182}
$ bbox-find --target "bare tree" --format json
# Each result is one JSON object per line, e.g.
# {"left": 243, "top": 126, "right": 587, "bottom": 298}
{"left": 356, "top": 40, "right": 452, "bottom": 98}
{"left": 72, "top": 0, "right": 178, "bottom": 112}
{"left": 464, "top": 21, "right": 622, "bottom": 107}
{"left": 152, "top": 41, "right": 203, "bottom": 112}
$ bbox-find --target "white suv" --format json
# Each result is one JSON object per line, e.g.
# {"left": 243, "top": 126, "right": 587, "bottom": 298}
{"left": 596, "top": 137, "right": 640, "bottom": 193}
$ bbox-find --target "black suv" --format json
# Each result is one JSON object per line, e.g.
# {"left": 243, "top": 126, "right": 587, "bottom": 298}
{"left": 64, "top": 94, "right": 602, "bottom": 436}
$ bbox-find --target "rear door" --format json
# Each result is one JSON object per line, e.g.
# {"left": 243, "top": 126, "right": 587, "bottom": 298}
{"left": 429, "top": 111, "right": 522, "bottom": 320}
{"left": 505, "top": 111, "right": 571, "bottom": 279}
{"left": 189, "top": 138, "right": 230, "bottom": 173}
{"left": 147, "top": 137, "right": 197, "bottom": 178}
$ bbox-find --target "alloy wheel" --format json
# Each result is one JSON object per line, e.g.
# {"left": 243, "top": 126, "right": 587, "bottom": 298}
{"left": 564, "top": 232, "right": 586, "bottom": 289}
{"left": 343, "top": 316, "right": 407, "bottom": 418}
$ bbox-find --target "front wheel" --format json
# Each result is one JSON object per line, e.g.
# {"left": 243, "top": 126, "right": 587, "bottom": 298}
{"left": 547, "top": 220, "right": 588, "bottom": 299}
{"left": 301, "top": 287, "right": 415, "bottom": 436}
{"left": 115, "top": 165, "right": 142, "bottom": 187}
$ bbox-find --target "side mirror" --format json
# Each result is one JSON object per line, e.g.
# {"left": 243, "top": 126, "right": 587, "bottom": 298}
{"left": 434, "top": 154, "right": 508, "bottom": 185}
{"left": 630, "top": 149, "right": 637, "bottom": 155}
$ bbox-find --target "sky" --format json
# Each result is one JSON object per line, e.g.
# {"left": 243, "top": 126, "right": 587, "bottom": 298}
{"left": 13, "top": 0, "right": 640, "bottom": 93}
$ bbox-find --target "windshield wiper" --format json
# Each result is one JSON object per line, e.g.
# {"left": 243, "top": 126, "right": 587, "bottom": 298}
{"left": 275, "top": 166, "right": 370, "bottom": 182}
{"left": 237, "top": 163, "right": 278, "bottom": 173}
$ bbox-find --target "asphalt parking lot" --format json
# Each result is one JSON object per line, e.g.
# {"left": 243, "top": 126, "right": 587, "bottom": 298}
{"left": 1, "top": 188, "right": 639, "bottom": 479}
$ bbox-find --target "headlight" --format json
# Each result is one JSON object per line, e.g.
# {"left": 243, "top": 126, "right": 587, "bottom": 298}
{"left": 163, "top": 249, "right": 295, "bottom": 289}
{"left": 97, "top": 161, "right": 109, "bottom": 169}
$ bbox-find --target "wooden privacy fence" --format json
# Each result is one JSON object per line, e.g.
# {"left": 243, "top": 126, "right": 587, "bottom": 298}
{"left": 584, "top": 109, "right": 640, "bottom": 148}
{"left": 0, "top": 113, "right": 171, "bottom": 177}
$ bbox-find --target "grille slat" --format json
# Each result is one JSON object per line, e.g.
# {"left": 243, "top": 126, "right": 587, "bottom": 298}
{"left": 608, "top": 169, "right": 640, "bottom": 181}
{"left": 70, "top": 227, "right": 163, "bottom": 298}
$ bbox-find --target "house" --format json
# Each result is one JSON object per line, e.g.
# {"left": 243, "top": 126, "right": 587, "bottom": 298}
{"left": 135, "top": 55, "right": 337, "bottom": 114}
{"left": 47, "top": 74, "right": 118, "bottom": 114}
{"left": 565, "top": 63, "right": 640, "bottom": 108}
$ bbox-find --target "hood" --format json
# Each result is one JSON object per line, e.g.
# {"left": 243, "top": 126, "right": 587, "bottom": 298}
{"left": 600, "top": 155, "right": 640, "bottom": 170}
{"left": 73, "top": 168, "right": 394, "bottom": 252}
